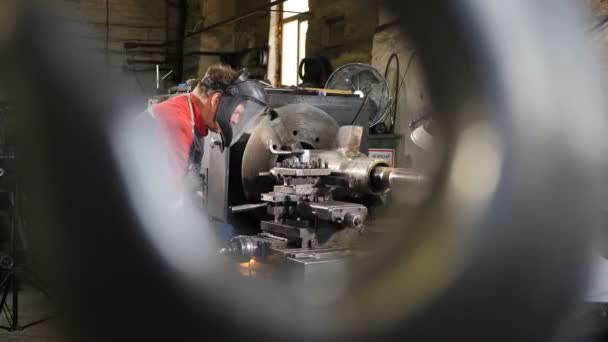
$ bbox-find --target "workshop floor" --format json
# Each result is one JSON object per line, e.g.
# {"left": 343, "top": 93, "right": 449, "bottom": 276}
{"left": 0, "top": 282, "right": 58, "bottom": 342}
{"left": 0, "top": 275, "right": 607, "bottom": 341}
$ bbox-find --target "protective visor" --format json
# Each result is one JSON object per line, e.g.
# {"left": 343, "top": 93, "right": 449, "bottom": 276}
{"left": 216, "top": 79, "right": 268, "bottom": 147}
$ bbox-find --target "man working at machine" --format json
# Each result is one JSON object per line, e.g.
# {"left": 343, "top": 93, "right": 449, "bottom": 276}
{"left": 150, "top": 65, "right": 236, "bottom": 181}
{"left": 149, "top": 64, "right": 269, "bottom": 205}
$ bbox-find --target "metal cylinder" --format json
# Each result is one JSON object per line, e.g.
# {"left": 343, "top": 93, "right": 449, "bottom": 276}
{"left": 370, "top": 166, "right": 426, "bottom": 192}
{"left": 339, "top": 157, "right": 390, "bottom": 194}
{"left": 221, "top": 236, "right": 259, "bottom": 263}
{"left": 344, "top": 212, "right": 365, "bottom": 229}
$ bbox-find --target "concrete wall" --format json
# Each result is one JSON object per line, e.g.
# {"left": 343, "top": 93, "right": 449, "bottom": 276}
{"left": 370, "top": 1, "right": 431, "bottom": 169}
{"left": 590, "top": 0, "right": 608, "bottom": 96}
{"left": 591, "top": 0, "right": 608, "bottom": 16}
{"left": 370, "top": 0, "right": 601, "bottom": 170}
{"left": 306, "top": 0, "right": 378, "bottom": 68}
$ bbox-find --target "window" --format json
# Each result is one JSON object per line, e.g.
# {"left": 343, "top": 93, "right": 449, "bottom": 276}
{"left": 280, "top": 0, "right": 309, "bottom": 86}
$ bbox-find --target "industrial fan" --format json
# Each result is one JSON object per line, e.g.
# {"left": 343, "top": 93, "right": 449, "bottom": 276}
{"left": 325, "top": 63, "right": 391, "bottom": 130}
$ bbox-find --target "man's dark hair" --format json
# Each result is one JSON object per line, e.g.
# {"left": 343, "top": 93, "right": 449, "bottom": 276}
{"left": 196, "top": 64, "right": 236, "bottom": 97}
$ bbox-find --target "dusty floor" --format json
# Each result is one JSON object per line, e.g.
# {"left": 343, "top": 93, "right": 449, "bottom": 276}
{"left": 0, "top": 282, "right": 58, "bottom": 342}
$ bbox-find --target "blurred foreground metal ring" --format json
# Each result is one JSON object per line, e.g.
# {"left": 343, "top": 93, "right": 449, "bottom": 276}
{"left": 1, "top": 0, "right": 605, "bottom": 341}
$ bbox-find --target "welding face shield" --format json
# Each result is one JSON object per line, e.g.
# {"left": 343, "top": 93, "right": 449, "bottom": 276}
{"left": 216, "top": 71, "right": 268, "bottom": 148}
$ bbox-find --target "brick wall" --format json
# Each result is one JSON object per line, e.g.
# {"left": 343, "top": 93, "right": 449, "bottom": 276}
{"left": 193, "top": 0, "right": 237, "bottom": 76}
{"left": 182, "top": 0, "right": 393, "bottom": 84}
{"left": 58, "top": 0, "right": 176, "bottom": 103}
{"left": 55, "top": 0, "right": 270, "bottom": 102}
{"left": 233, "top": 0, "right": 270, "bottom": 79}
{"left": 182, "top": 0, "right": 203, "bottom": 79}
{"left": 54, "top": 0, "right": 382, "bottom": 101}
{"left": 189, "top": 0, "right": 270, "bottom": 78}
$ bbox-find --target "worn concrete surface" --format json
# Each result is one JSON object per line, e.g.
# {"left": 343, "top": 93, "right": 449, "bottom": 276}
{"left": 0, "top": 282, "right": 58, "bottom": 342}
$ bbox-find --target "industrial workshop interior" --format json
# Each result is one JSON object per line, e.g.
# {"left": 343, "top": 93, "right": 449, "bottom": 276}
{"left": 3, "top": 0, "right": 608, "bottom": 340}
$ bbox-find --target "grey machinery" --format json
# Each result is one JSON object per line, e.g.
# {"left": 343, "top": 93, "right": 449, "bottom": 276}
{"left": 201, "top": 91, "right": 423, "bottom": 272}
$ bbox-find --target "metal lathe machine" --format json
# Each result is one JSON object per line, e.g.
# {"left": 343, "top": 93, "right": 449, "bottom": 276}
{"left": 201, "top": 91, "right": 424, "bottom": 274}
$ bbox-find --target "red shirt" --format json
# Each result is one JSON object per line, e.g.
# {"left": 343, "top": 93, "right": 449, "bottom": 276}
{"left": 151, "top": 94, "right": 208, "bottom": 178}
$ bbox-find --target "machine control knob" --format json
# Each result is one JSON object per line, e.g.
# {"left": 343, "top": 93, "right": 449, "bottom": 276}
{"left": 220, "top": 236, "right": 259, "bottom": 263}
{"left": 345, "top": 212, "right": 365, "bottom": 229}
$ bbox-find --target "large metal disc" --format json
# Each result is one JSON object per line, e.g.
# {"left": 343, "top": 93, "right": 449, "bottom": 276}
{"left": 241, "top": 104, "right": 340, "bottom": 202}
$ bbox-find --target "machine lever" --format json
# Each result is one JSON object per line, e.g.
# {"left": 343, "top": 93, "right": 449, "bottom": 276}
{"left": 267, "top": 140, "right": 305, "bottom": 155}
{"left": 230, "top": 203, "right": 269, "bottom": 214}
